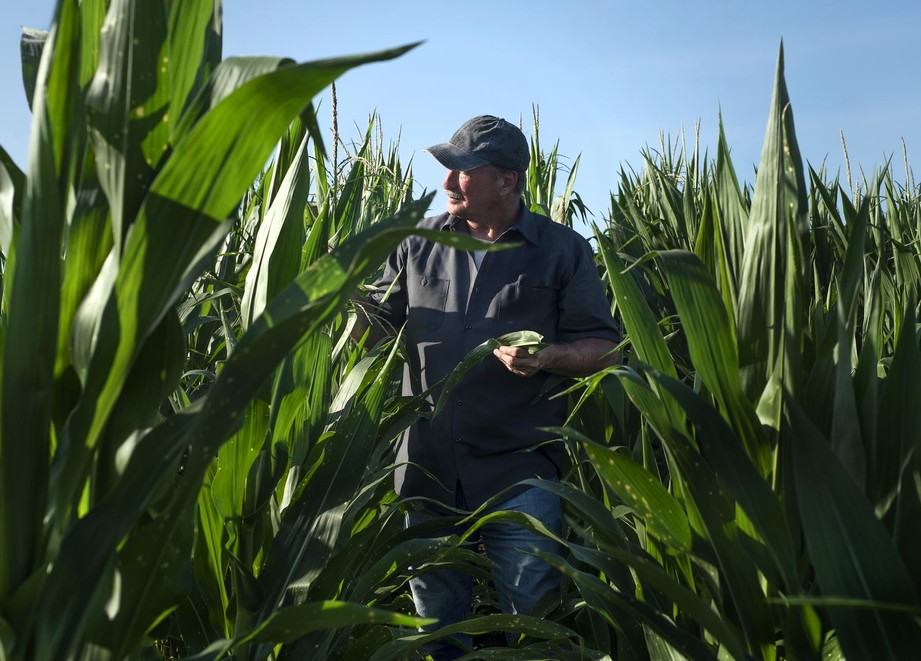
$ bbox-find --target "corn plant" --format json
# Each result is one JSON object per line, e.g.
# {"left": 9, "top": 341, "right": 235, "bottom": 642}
{"left": 549, "top": 44, "right": 921, "bottom": 660}
{"left": 524, "top": 105, "right": 589, "bottom": 229}
{"left": 0, "top": 0, "right": 460, "bottom": 658}
{"left": 165, "top": 111, "right": 481, "bottom": 659}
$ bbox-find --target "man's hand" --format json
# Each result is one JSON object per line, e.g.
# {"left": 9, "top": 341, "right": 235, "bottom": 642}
{"left": 492, "top": 345, "right": 543, "bottom": 377}
{"left": 349, "top": 297, "right": 393, "bottom": 348}
{"left": 493, "top": 337, "right": 618, "bottom": 378}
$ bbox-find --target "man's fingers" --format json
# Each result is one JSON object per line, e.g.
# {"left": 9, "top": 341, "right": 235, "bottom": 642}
{"left": 493, "top": 346, "right": 539, "bottom": 377}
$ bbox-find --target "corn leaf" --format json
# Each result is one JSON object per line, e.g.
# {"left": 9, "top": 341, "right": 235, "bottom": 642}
{"left": 657, "top": 249, "right": 767, "bottom": 474}
{"left": 714, "top": 113, "right": 747, "bottom": 300}
{"left": 194, "top": 464, "right": 232, "bottom": 639}
{"left": 877, "top": 304, "right": 921, "bottom": 587}
{"left": 85, "top": 0, "right": 171, "bottom": 252}
{"left": 211, "top": 401, "right": 271, "bottom": 552}
{"left": 432, "top": 329, "right": 545, "bottom": 418}
{"left": 644, "top": 397, "right": 776, "bottom": 653}
{"left": 649, "top": 370, "right": 797, "bottom": 584}
{"left": 567, "top": 543, "right": 748, "bottom": 661}
{"left": 275, "top": 332, "right": 334, "bottom": 481}
{"left": 256, "top": 351, "right": 394, "bottom": 614}
{"left": 516, "top": 476, "right": 630, "bottom": 550}
{"left": 0, "top": 145, "right": 24, "bottom": 255}
{"left": 55, "top": 152, "right": 113, "bottom": 379}
{"left": 536, "top": 553, "right": 718, "bottom": 660}
{"left": 36, "top": 166, "right": 431, "bottom": 659}
{"left": 790, "top": 394, "right": 921, "bottom": 658}
{"left": 736, "top": 42, "right": 808, "bottom": 405}
{"left": 167, "top": 0, "right": 221, "bottom": 136}
{"left": 594, "top": 232, "right": 684, "bottom": 434}
{"left": 240, "top": 129, "right": 310, "bottom": 329}
{"left": 171, "top": 55, "right": 292, "bottom": 145}
{"left": 369, "top": 612, "right": 581, "bottom": 661}
{"left": 55, "top": 43, "right": 421, "bottom": 520}
{"left": 236, "top": 600, "right": 430, "bottom": 646}
{"left": 1, "top": 0, "right": 81, "bottom": 599}
{"left": 583, "top": 440, "right": 691, "bottom": 553}
{"left": 35, "top": 409, "right": 194, "bottom": 658}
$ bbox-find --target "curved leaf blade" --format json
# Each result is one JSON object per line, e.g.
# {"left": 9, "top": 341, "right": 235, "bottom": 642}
{"left": 583, "top": 441, "right": 691, "bottom": 552}
{"left": 790, "top": 394, "right": 921, "bottom": 658}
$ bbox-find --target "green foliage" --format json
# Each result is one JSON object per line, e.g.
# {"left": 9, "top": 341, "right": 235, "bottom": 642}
{"left": 3, "top": 3, "right": 921, "bottom": 659}
{"left": 0, "top": 1, "right": 455, "bottom": 659}
{"left": 562, "top": 42, "right": 921, "bottom": 660}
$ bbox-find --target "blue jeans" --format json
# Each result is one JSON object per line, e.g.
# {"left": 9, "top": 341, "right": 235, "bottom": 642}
{"left": 406, "top": 481, "right": 563, "bottom": 660}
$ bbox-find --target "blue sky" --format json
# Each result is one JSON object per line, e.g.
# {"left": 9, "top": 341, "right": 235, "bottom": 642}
{"left": 2, "top": 1, "right": 920, "bottom": 226}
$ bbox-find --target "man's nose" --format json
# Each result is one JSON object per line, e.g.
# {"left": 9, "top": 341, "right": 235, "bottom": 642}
{"left": 442, "top": 169, "right": 459, "bottom": 189}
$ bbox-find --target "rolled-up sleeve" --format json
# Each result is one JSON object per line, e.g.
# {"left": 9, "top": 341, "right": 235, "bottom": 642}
{"left": 556, "top": 235, "right": 622, "bottom": 344}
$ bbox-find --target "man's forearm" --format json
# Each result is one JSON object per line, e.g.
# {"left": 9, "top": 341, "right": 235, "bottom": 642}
{"left": 537, "top": 337, "right": 619, "bottom": 377}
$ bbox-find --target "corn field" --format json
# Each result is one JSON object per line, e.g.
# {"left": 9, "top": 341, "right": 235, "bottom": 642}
{"left": 1, "top": 1, "right": 921, "bottom": 660}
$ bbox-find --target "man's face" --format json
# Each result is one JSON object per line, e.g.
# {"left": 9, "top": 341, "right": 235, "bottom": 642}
{"left": 442, "top": 165, "right": 505, "bottom": 221}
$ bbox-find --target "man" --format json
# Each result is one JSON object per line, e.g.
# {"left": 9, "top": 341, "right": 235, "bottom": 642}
{"left": 355, "top": 115, "right": 620, "bottom": 658}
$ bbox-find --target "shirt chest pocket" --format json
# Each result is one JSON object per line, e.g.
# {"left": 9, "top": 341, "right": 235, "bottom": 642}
{"left": 407, "top": 276, "right": 450, "bottom": 330}
{"left": 493, "top": 280, "right": 558, "bottom": 328}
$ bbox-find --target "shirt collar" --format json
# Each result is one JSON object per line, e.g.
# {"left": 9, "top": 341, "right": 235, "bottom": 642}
{"left": 442, "top": 203, "right": 539, "bottom": 246}
{"left": 507, "top": 204, "right": 539, "bottom": 245}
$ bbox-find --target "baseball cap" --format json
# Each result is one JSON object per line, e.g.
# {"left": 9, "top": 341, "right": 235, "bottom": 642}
{"left": 425, "top": 115, "right": 530, "bottom": 172}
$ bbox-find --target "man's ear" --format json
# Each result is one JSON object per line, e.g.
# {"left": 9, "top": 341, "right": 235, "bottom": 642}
{"left": 501, "top": 170, "right": 519, "bottom": 195}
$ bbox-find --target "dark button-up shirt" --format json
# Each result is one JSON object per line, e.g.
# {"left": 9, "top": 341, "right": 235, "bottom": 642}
{"left": 369, "top": 206, "right": 620, "bottom": 509}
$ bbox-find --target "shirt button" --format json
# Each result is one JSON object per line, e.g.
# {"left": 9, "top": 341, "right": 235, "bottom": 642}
{"left": 457, "top": 400, "right": 463, "bottom": 407}
{"left": 465, "top": 324, "right": 472, "bottom": 330}
{"left": 455, "top": 437, "right": 462, "bottom": 443}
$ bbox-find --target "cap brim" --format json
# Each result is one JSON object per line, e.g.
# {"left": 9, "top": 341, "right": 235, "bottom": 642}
{"left": 425, "top": 143, "right": 490, "bottom": 171}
